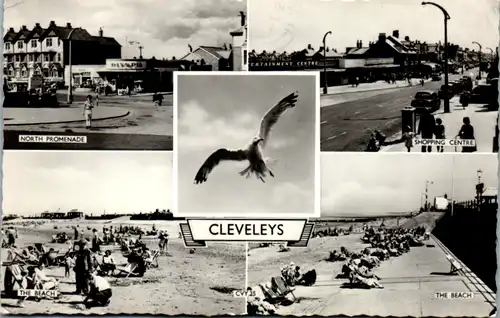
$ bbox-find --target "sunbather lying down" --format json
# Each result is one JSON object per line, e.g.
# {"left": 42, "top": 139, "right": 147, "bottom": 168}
{"left": 247, "top": 296, "right": 277, "bottom": 315}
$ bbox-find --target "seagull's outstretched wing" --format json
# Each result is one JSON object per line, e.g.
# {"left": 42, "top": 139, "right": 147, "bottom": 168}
{"left": 258, "top": 91, "right": 299, "bottom": 147}
{"left": 194, "top": 149, "right": 247, "bottom": 184}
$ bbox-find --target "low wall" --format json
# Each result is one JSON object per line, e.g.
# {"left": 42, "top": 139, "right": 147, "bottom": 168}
{"left": 432, "top": 201, "right": 497, "bottom": 291}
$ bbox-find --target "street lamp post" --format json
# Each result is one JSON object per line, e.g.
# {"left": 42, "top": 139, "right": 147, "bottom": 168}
{"left": 422, "top": 2, "right": 451, "bottom": 113}
{"left": 476, "top": 169, "right": 483, "bottom": 210}
{"left": 67, "top": 28, "right": 78, "bottom": 104}
{"left": 322, "top": 31, "right": 332, "bottom": 95}
{"left": 425, "top": 180, "right": 434, "bottom": 211}
{"left": 472, "top": 41, "right": 482, "bottom": 79}
{"left": 486, "top": 47, "right": 494, "bottom": 62}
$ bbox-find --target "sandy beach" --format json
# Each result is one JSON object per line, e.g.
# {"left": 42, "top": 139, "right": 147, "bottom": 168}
{"left": 1, "top": 218, "right": 246, "bottom": 315}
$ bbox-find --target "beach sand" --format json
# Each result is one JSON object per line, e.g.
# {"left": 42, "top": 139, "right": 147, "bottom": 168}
{"left": 1, "top": 219, "right": 246, "bottom": 315}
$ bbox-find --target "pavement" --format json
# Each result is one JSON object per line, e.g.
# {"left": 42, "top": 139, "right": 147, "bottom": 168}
{"left": 324, "top": 78, "right": 430, "bottom": 96}
{"left": 248, "top": 212, "right": 495, "bottom": 317}
{"left": 320, "top": 69, "right": 483, "bottom": 151}
{"left": 4, "top": 106, "right": 130, "bottom": 125}
{"left": 381, "top": 97, "right": 498, "bottom": 153}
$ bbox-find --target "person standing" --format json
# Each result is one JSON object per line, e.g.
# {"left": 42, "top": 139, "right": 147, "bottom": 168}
{"left": 91, "top": 229, "right": 101, "bottom": 253}
{"left": 74, "top": 239, "right": 93, "bottom": 295}
{"left": 457, "top": 116, "right": 477, "bottom": 152}
{"left": 82, "top": 95, "right": 94, "bottom": 130}
{"left": 434, "top": 118, "right": 446, "bottom": 152}
{"left": 417, "top": 109, "right": 436, "bottom": 152}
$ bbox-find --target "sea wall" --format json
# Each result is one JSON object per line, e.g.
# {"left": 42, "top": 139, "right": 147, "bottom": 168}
{"left": 432, "top": 201, "right": 498, "bottom": 291}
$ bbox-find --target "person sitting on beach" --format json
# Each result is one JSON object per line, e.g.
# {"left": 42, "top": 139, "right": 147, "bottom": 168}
{"left": 101, "top": 250, "right": 116, "bottom": 276}
{"left": 31, "top": 263, "right": 59, "bottom": 291}
{"left": 83, "top": 273, "right": 112, "bottom": 308}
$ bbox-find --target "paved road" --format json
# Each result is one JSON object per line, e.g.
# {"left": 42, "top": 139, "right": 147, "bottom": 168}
{"left": 3, "top": 130, "right": 173, "bottom": 150}
{"left": 320, "top": 73, "right": 476, "bottom": 151}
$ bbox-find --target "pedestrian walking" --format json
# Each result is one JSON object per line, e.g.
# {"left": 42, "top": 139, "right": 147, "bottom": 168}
{"left": 434, "top": 118, "right": 446, "bottom": 152}
{"left": 82, "top": 95, "right": 94, "bottom": 130}
{"left": 417, "top": 109, "right": 436, "bottom": 153}
{"left": 457, "top": 116, "right": 477, "bottom": 153}
{"left": 402, "top": 125, "right": 414, "bottom": 152}
{"left": 420, "top": 78, "right": 425, "bottom": 87}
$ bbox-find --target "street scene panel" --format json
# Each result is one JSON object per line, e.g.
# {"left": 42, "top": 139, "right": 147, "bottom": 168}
{"left": 247, "top": 153, "right": 497, "bottom": 317}
{"left": 1, "top": 151, "right": 246, "bottom": 315}
{"left": 175, "top": 73, "right": 319, "bottom": 217}
{"left": 3, "top": 0, "right": 247, "bottom": 150}
{"left": 249, "top": 0, "right": 499, "bottom": 152}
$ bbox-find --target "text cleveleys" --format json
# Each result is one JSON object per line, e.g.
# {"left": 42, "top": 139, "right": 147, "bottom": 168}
{"left": 209, "top": 223, "right": 284, "bottom": 236}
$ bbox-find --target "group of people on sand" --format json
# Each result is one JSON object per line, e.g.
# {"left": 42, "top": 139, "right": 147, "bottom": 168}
{"left": 329, "top": 226, "right": 427, "bottom": 289}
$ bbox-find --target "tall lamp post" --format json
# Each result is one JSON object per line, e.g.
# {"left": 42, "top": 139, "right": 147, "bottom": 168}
{"left": 472, "top": 41, "right": 482, "bottom": 79}
{"left": 486, "top": 47, "right": 494, "bottom": 62}
{"left": 67, "top": 27, "right": 78, "bottom": 104}
{"left": 425, "top": 180, "right": 434, "bottom": 211}
{"left": 322, "top": 31, "right": 332, "bottom": 95}
{"left": 422, "top": 2, "right": 451, "bottom": 113}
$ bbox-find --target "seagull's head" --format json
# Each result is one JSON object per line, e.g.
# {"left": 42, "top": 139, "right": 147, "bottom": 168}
{"left": 252, "top": 137, "right": 264, "bottom": 145}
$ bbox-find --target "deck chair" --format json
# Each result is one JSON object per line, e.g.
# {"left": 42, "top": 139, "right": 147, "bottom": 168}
{"left": 115, "top": 262, "right": 140, "bottom": 278}
{"left": 144, "top": 250, "right": 160, "bottom": 269}
{"left": 258, "top": 283, "right": 286, "bottom": 305}
{"left": 271, "top": 276, "right": 296, "bottom": 301}
{"left": 445, "top": 254, "right": 463, "bottom": 275}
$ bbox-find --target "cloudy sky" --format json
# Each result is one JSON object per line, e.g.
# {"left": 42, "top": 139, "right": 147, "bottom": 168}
{"left": 249, "top": 0, "right": 499, "bottom": 53}
{"left": 3, "top": 151, "right": 172, "bottom": 216}
{"left": 176, "top": 74, "right": 318, "bottom": 216}
{"left": 4, "top": 0, "right": 246, "bottom": 59}
{"left": 322, "top": 153, "right": 498, "bottom": 217}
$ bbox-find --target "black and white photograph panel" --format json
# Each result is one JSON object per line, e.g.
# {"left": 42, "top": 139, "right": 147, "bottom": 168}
{"left": 3, "top": 0, "right": 247, "bottom": 151}
{"left": 249, "top": 0, "right": 499, "bottom": 152}
{"left": 1, "top": 151, "right": 246, "bottom": 315}
{"left": 247, "top": 153, "right": 497, "bottom": 317}
{"left": 175, "top": 72, "right": 319, "bottom": 217}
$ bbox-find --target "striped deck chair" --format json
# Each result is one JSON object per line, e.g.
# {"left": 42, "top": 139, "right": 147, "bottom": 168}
{"left": 258, "top": 282, "right": 285, "bottom": 305}
{"left": 115, "top": 262, "right": 140, "bottom": 278}
{"left": 145, "top": 250, "right": 160, "bottom": 269}
{"left": 271, "top": 276, "right": 296, "bottom": 301}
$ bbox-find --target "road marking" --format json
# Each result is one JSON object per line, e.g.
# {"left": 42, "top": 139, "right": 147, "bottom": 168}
{"left": 320, "top": 121, "right": 328, "bottom": 125}
{"left": 384, "top": 118, "right": 398, "bottom": 126}
{"left": 354, "top": 111, "right": 360, "bottom": 115}
{"left": 321, "top": 131, "right": 347, "bottom": 143}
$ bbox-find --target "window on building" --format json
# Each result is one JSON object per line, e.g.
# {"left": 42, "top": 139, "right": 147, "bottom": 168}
{"left": 31, "top": 39, "right": 37, "bottom": 48}
{"left": 46, "top": 38, "right": 53, "bottom": 47}
{"left": 58, "top": 38, "right": 61, "bottom": 46}
{"left": 17, "top": 42, "right": 23, "bottom": 49}
{"left": 29, "top": 55, "right": 33, "bottom": 62}
{"left": 57, "top": 53, "right": 61, "bottom": 62}
{"left": 44, "top": 54, "right": 49, "bottom": 62}
{"left": 34, "top": 68, "right": 40, "bottom": 75}
{"left": 15, "top": 70, "right": 20, "bottom": 77}
{"left": 15, "top": 55, "right": 20, "bottom": 62}
{"left": 5, "top": 42, "right": 10, "bottom": 50}
{"left": 8, "top": 69, "right": 14, "bottom": 76}
{"left": 21, "top": 69, "right": 27, "bottom": 78}
{"left": 244, "top": 50, "right": 248, "bottom": 65}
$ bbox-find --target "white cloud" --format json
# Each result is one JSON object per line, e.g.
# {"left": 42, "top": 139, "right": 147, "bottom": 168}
{"left": 272, "top": 182, "right": 315, "bottom": 213}
{"left": 178, "top": 100, "right": 296, "bottom": 152}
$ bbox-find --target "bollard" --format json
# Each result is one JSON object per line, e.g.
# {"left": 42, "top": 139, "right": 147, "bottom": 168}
{"left": 401, "top": 106, "right": 417, "bottom": 133}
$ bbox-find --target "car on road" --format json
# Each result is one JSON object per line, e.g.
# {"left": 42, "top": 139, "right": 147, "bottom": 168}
{"left": 432, "top": 74, "right": 442, "bottom": 81}
{"left": 461, "top": 83, "right": 498, "bottom": 110}
{"left": 410, "top": 90, "right": 440, "bottom": 113}
{"left": 459, "top": 76, "right": 473, "bottom": 91}
{"left": 438, "top": 84, "right": 454, "bottom": 99}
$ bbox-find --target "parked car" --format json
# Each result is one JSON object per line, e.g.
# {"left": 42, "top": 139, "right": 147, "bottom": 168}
{"left": 459, "top": 76, "right": 473, "bottom": 91}
{"left": 438, "top": 84, "right": 454, "bottom": 99}
{"left": 432, "top": 74, "right": 442, "bottom": 81}
{"left": 463, "top": 84, "right": 496, "bottom": 108}
{"left": 410, "top": 90, "right": 441, "bottom": 113}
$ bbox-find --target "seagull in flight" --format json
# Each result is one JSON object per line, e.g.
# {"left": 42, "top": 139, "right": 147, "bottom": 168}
{"left": 194, "top": 91, "right": 299, "bottom": 184}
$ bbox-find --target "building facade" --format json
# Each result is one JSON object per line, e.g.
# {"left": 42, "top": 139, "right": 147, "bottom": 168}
{"left": 3, "top": 21, "right": 121, "bottom": 84}
{"left": 181, "top": 11, "right": 247, "bottom": 71}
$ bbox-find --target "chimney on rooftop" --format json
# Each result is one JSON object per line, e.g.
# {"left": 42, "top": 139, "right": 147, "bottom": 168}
{"left": 9, "top": 27, "right": 14, "bottom": 32}
{"left": 66, "top": 22, "right": 72, "bottom": 28}
{"left": 392, "top": 30, "right": 399, "bottom": 38}
{"left": 35, "top": 23, "right": 40, "bottom": 28}
{"left": 50, "top": 21, "right": 56, "bottom": 26}
{"left": 98, "top": 27, "right": 103, "bottom": 37}
{"left": 404, "top": 35, "right": 410, "bottom": 42}
{"left": 223, "top": 43, "right": 227, "bottom": 50}
{"left": 239, "top": 11, "right": 246, "bottom": 26}
{"left": 229, "top": 44, "right": 232, "bottom": 50}
{"left": 188, "top": 44, "right": 193, "bottom": 52}
{"left": 378, "top": 33, "right": 386, "bottom": 43}
{"left": 307, "top": 44, "right": 312, "bottom": 50}
{"left": 21, "top": 25, "right": 27, "bottom": 31}
{"left": 359, "top": 40, "right": 363, "bottom": 48}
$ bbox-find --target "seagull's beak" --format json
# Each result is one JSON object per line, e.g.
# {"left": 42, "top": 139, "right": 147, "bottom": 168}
{"left": 258, "top": 138, "right": 264, "bottom": 144}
